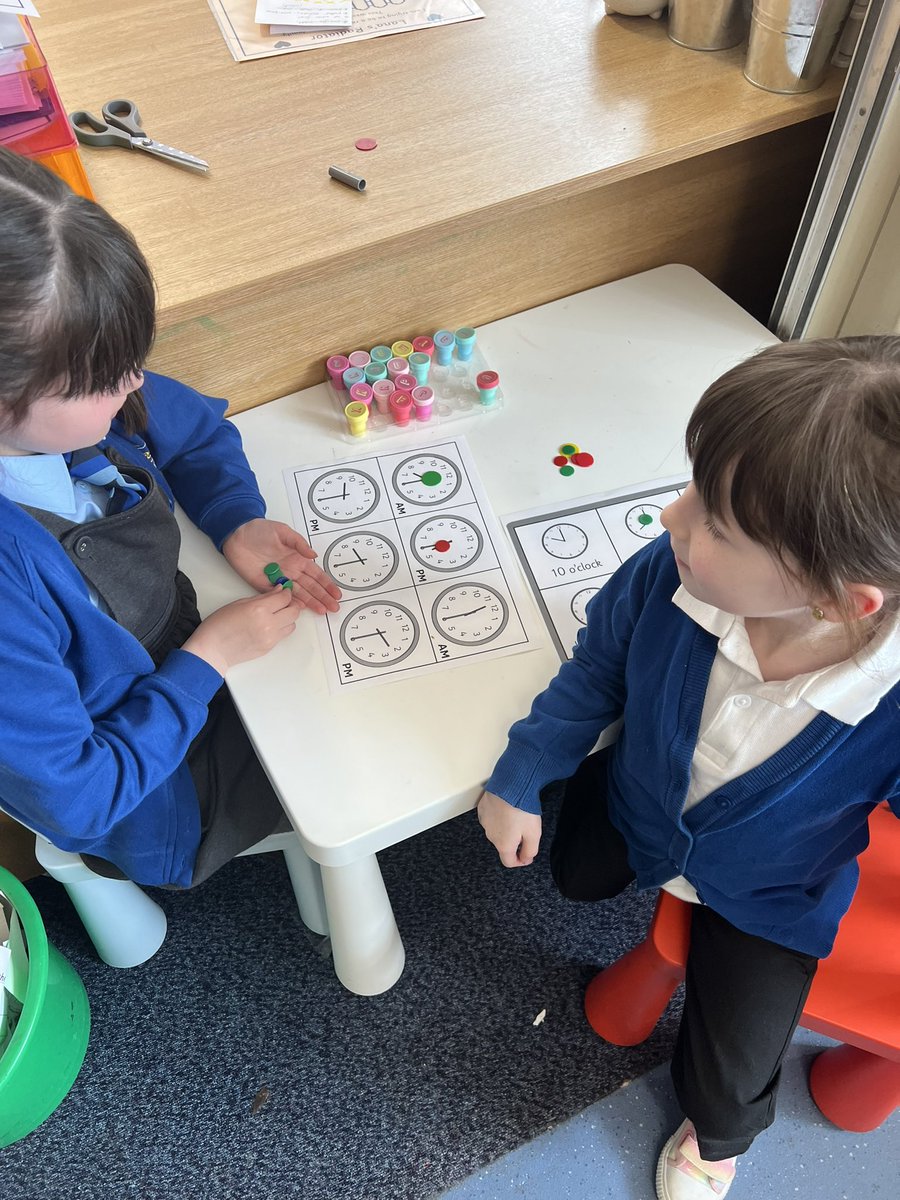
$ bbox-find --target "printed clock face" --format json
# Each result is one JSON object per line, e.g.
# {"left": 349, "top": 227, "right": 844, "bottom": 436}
{"left": 411, "top": 515, "right": 483, "bottom": 571}
{"left": 571, "top": 587, "right": 600, "bottom": 625}
{"left": 339, "top": 602, "right": 420, "bottom": 667}
{"left": 392, "top": 454, "right": 462, "bottom": 506}
{"left": 308, "top": 469, "right": 380, "bottom": 523}
{"left": 541, "top": 523, "right": 588, "bottom": 559}
{"left": 324, "top": 531, "right": 399, "bottom": 591}
{"left": 625, "top": 503, "right": 664, "bottom": 539}
{"left": 431, "top": 584, "right": 509, "bottom": 645}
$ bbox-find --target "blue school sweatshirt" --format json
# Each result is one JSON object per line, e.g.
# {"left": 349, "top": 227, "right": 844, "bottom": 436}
{"left": 485, "top": 534, "right": 900, "bottom": 957}
{"left": 0, "top": 372, "right": 267, "bottom": 886}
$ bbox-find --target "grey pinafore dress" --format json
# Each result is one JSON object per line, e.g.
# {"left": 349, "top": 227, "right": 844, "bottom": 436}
{"left": 22, "top": 455, "right": 286, "bottom": 885}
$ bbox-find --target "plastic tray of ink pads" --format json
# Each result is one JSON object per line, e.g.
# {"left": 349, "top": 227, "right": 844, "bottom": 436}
{"left": 325, "top": 334, "right": 504, "bottom": 445}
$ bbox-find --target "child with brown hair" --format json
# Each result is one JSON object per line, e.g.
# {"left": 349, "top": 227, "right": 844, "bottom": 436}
{"left": 0, "top": 146, "right": 341, "bottom": 887}
{"left": 478, "top": 336, "right": 900, "bottom": 1199}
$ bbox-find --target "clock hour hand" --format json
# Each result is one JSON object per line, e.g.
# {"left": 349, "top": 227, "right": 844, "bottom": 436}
{"left": 333, "top": 550, "right": 366, "bottom": 566}
{"left": 350, "top": 628, "right": 389, "bottom": 645}
{"left": 457, "top": 606, "right": 486, "bottom": 618}
{"left": 402, "top": 470, "right": 444, "bottom": 487}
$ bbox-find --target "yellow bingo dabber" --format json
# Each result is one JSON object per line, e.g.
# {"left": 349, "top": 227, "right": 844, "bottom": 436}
{"left": 344, "top": 399, "right": 369, "bottom": 438}
{"left": 264, "top": 562, "right": 293, "bottom": 590}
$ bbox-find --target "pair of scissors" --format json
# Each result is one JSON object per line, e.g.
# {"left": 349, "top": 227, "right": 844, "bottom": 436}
{"left": 69, "top": 99, "right": 209, "bottom": 173}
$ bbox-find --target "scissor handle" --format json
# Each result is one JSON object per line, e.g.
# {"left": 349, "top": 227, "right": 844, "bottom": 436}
{"left": 69, "top": 109, "right": 134, "bottom": 149}
{"left": 101, "top": 98, "right": 146, "bottom": 138}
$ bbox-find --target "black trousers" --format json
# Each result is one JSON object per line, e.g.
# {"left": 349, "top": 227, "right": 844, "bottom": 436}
{"left": 549, "top": 751, "right": 819, "bottom": 1161}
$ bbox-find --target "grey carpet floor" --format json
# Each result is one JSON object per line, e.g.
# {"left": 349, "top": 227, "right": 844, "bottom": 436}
{"left": 4, "top": 804, "right": 680, "bottom": 1200}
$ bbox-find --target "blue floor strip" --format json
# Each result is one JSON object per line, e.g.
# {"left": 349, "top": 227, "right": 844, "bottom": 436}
{"left": 440, "top": 1030, "right": 900, "bottom": 1199}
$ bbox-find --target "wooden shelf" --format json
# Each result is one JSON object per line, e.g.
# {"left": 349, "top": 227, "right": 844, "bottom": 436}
{"left": 37, "top": 1, "right": 841, "bottom": 410}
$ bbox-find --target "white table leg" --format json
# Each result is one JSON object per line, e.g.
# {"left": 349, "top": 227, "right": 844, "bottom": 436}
{"left": 320, "top": 855, "right": 405, "bottom": 995}
{"left": 240, "top": 831, "right": 329, "bottom": 935}
{"left": 280, "top": 837, "right": 329, "bottom": 936}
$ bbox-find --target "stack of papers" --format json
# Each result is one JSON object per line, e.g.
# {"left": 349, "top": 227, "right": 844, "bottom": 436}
{"left": 0, "top": 18, "right": 52, "bottom": 147}
{"left": 0, "top": 14, "right": 31, "bottom": 52}
{"left": 255, "top": 1, "right": 353, "bottom": 34}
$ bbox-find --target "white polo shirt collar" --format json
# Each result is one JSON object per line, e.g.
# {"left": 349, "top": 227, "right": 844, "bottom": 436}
{"left": 673, "top": 585, "right": 900, "bottom": 726}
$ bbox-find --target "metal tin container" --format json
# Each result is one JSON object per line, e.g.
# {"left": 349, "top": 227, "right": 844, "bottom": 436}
{"left": 744, "top": 0, "right": 852, "bottom": 93}
{"left": 668, "top": 0, "right": 749, "bottom": 50}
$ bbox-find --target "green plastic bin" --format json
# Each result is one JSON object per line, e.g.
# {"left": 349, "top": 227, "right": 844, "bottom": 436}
{"left": 0, "top": 866, "right": 90, "bottom": 1146}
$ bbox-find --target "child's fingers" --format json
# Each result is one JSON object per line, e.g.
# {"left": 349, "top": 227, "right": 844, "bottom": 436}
{"left": 291, "top": 589, "right": 330, "bottom": 616}
{"left": 262, "top": 594, "right": 299, "bottom": 643}
{"left": 291, "top": 571, "right": 342, "bottom": 612}
{"left": 303, "top": 570, "right": 342, "bottom": 601}
{"left": 518, "top": 825, "right": 541, "bottom": 865}
{"left": 257, "top": 586, "right": 296, "bottom": 611}
{"left": 279, "top": 525, "right": 319, "bottom": 559}
{"left": 497, "top": 841, "right": 523, "bottom": 869}
{"left": 251, "top": 588, "right": 298, "bottom": 627}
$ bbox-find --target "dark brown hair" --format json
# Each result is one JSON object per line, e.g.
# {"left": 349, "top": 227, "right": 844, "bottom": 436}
{"left": 0, "top": 146, "right": 155, "bottom": 434}
{"left": 686, "top": 336, "right": 900, "bottom": 627}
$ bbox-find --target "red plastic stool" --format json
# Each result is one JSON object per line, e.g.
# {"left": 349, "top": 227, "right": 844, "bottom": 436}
{"left": 809, "top": 1045, "right": 900, "bottom": 1133}
{"left": 584, "top": 889, "right": 690, "bottom": 1045}
{"left": 584, "top": 804, "right": 900, "bottom": 1131}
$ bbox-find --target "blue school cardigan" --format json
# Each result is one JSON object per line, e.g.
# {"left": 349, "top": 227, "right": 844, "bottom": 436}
{"left": 0, "top": 372, "right": 267, "bottom": 886}
{"left": 485, "top": 534, "right": 900, "bottom": 957}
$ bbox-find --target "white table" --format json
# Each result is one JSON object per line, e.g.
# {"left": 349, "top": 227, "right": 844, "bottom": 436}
{"left": 177, "top": 266, "right": 778, "bottom": 994}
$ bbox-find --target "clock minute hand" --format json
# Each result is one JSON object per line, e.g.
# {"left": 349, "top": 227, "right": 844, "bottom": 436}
{"left": 458, "top": 606, "right": 487, "bottom": 617}
{"left": 350, "top": 628, "right": 388, "bottom": 643}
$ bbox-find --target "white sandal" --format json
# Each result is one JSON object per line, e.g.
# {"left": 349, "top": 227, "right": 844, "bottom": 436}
{"left": 656, "top": 1119, "right": 737, "bottom": 1199}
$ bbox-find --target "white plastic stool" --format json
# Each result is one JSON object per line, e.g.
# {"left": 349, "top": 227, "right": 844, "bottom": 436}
{"left": 32, "top": 826, "right": 328, "bottom": 967}
{"left": 33, "top": 835, "right": 168, "bottom": 969}
{"left": 28, "top": 826, "right": 322, "bottom": 969}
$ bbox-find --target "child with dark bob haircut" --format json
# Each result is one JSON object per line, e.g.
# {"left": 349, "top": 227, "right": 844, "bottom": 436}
{"left": 0, "top": 146, "right": 341, "bottom": 888}
{"left": 478, "top": 336, "right": 900, "bottom": 1200}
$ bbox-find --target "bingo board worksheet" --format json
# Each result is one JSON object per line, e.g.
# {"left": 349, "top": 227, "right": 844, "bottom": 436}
{"left": 284, "top": 438, "right": 541, "bottom": 690}
{"left": 507, "top": 478, "right": 689, "bottom": 660}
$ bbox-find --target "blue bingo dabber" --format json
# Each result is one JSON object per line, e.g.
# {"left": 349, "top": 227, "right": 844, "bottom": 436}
{"left": 264, "top": 562, "right": 293, "bottom": 590}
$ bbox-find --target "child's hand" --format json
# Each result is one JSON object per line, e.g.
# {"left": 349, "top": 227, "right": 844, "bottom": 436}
{"left": 477, "top": 790, "right": 542, "bottom": 868}
{"left": 181, "top": 589, "right": 299, "bottom": 676}
{"left": 222, "top": 518, "right": 342, "bottom": 614}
